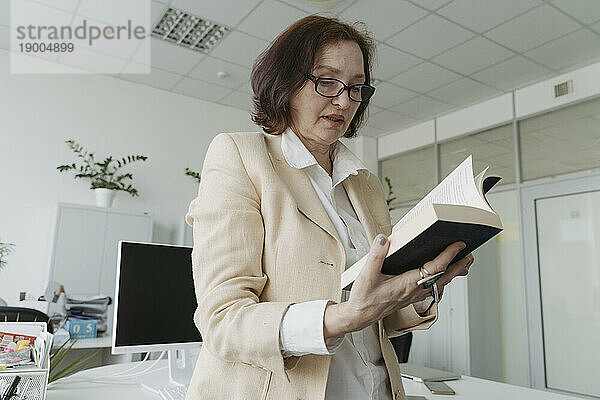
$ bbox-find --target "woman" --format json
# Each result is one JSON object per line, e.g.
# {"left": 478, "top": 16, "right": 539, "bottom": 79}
{"left": 185, "top": 15, "right": 473, "bottom": 400}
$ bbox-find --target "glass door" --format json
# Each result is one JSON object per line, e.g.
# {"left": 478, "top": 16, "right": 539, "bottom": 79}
{"left": 522, "top": 174, "right": 600, "bottom": 399}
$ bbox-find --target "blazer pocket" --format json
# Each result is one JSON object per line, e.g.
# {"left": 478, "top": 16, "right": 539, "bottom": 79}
{"left": 261, "top": 370, "right": 273, "bottom": 400}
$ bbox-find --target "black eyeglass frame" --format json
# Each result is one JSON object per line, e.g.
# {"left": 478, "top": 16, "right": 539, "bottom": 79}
{"left": 306, "top": 73, "right": 375, "bottom": 103}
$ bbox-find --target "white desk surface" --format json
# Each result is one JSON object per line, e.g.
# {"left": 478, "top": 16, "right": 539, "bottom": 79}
{"left": 70, "top": 335, "right": 113, "bottom": 349}
{"left": 47, "top": 361, "right": 580, "bottom": 400}
{"left": 51, "top": 334, "right": 112, "bottom": 349}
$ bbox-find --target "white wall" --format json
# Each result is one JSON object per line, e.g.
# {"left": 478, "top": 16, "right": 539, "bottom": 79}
{"left": 0, "top": 48, "right": 258, "bottom": 304}
{"left": 378, "top": 120, "right": 435, "bottom": 160}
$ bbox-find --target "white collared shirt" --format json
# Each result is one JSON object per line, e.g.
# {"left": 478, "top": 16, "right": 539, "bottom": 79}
{"left": 278, "top": 128, "right": 393, "bottom": 400}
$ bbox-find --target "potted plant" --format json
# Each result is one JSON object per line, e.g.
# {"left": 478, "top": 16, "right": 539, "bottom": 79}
{"left": 185, "top": 167, "right": 201, "bottom": 183}
{"left": 384, "top": 176, "right": 398, "bottom": 211}
{"left": 57, "top": 140, "right": 148, "bottom": 208}
{"left": 0, "top": 239, "right": 15, "bottom": 306}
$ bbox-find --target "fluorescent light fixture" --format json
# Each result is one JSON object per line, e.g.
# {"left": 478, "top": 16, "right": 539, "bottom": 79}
{"left": 151, "top": 7, "right": 230, "bottom": 53}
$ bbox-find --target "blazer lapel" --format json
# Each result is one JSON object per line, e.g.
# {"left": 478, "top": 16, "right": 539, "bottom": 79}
{"left": 343, "top": 172, "right": 380, "bottom": 243}
{"left": 264, "top": 134, "right": 341, "bottom": 243}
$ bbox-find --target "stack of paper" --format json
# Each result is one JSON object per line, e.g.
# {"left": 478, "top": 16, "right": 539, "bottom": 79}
{"left": 65, "top": 294, "right": 111, "bottom": 334}
{"left": 0, "top": 322, "right": 53, "bottom": 370}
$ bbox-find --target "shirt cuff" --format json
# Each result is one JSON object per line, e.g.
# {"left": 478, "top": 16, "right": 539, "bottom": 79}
{"left": 414, "top": 296, "right": 434, "bottom": 315}
{"left": 280, "top": 300, "right": 340, "bottom": 357}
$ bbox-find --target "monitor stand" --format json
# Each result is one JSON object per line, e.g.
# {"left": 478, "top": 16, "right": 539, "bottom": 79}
{"left": 141, "top": 346, "right": 201, "bottom": 395}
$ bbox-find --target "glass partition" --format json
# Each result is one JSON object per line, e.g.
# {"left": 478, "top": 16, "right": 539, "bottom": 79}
{"left": 379, "top": 145, "right": 436, "bottom": 206}
{"left": 440, "top": 124, "right": 515, "bottom": 185}
{"left": 519, "top": 96, "right": 600, "bottom": 181}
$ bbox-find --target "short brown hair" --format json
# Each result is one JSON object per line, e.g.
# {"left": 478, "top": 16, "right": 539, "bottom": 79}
{"left": 250, "top": 15, "right": 375, "bottom": 138}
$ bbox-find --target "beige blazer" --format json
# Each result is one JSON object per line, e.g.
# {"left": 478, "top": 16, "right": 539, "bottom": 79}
{"left": 184, "top": 132, "right": 438, "bottom": 400}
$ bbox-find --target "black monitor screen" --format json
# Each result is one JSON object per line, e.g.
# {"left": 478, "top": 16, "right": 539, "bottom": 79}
{"left": 114, "top": 242, "right": 202, "bottom": 348}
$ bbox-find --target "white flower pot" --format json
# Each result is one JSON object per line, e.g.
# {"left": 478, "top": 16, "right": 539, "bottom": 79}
{"left": 94, "top": 188, "right": 116, "bottom": 208}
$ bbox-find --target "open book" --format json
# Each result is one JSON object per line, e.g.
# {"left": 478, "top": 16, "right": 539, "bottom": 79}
{"left": 341, "top": 156, "right": 503, "bottom": 289}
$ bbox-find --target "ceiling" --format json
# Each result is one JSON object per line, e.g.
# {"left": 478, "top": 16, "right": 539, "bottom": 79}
{"left": 1, "top": 0, "right": 600, "bottom": 137}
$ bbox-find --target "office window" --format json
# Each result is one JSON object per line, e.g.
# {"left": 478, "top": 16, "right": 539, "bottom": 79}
{"left": 440, "top": 124, "right": 516, "bottom": 185}
{"left": 379, "top": 145, "right": 435, "bottom": 206}
{"left": 519, "top": 96, "right": 600, "bottom": 181}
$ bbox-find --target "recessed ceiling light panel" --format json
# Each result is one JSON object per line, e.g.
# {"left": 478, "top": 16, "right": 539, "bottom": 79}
{"left": 152, "top": 7, "right": 230, "bottom": 53}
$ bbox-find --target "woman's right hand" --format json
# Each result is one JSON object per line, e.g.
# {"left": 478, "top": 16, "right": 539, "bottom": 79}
{"left": 323, "top": 235, "right": 468, "bottom": 340}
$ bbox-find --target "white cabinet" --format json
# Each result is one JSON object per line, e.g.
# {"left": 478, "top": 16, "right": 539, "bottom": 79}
{"left": 49, "top": 203, "right": 153, "bottom": 303}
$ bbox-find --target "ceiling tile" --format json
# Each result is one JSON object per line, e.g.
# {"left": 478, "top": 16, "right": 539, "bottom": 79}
{"left": 220, "top": 90, "right": 253, "bottom": 111}
{"left": 173, "top": 77, "right": 233, "bottom": 101}
{"left": 524, "top": 29, "right": 600, "bottom": 72}
{"left": 276, "top": 0, "right": 355, "bottom": 14}
{"left": 237, "top": 0, "right": 308, "bottom": 42}
{"left": 209, "top": 30, "right": 269, "bottom": 68}
{"left": 12, "top": 1, "right": 73, "bottom": 29}
{"left": 390, "top": 62, "right": 460, "bottom": 93}
{"left": 427, "top": 78, "right": 499, "bottom": 106}
{"left": 370, "top": 81, "right": 418, "bottom": 108}
{"left": 238, "top": 80, "right": 254, "bottom": 95}
{"left": 120, "top": 63, "right": 184, "bottom": 90}
{"left": 70, "top": 15, "right": 141, "bottom": 60}
{"left": 59, "top": 48, "right": 128, "bottom": 74}
{"left": 551, "top": 0, "right": 600, "bottom": 25}
{"left": 0, "top": 1, "right": 8, "bottom": 26}
{"left": 367, "top": 110, "right": 418, "bottom": 132}
{"left": 151, "top": 0, "right": 167, "bottom": 26}
{"left": 368, "top": 105, "right": 387, "bottom": 115}
{"left": 485, "top": 5, "right": 580, "bottom": 53}
{"left": 33, "top": 0, "right": 79, "bottom": 13}
{"left": 189, "top": 57, "right": 251, "bottom": 89}
{"left": 373, "top": 43, "right": 422, "bottom": 80}
{"left": 471, "top": 56, "right": 554, "bottom": 90}
{"left": 77, "top": 0, "right": 145, "bottom": 25}
{"left": 10, "top": 50, "right": 64, "bottom": 70}
{"left": 0, "top": 25, "right": 10, "bottom": 50}
{"left": 437, "top": 0, "right": 541, "bottom": 33}
{"left": 58, "top": 46, "right": 128, "bottom": 73}
{"left": 134, "top": 37, "right": 205, "bottom": 75}
{"left": 170, "top": 0, "right": 263, "bottom": 27}
{"left": 406, "top": 0, "right": 453, "bottom": 11}
{"left": 386, "top": 14, "right": 474, "bottom": 59}
{"left": 340, "top": 0, "right": 429, "bottom": 41}
{"left": 392, "top": 95, "right": 455, "bottom": 119}
{"left": 431, "top": 37, "right": 514, "bottom": 75}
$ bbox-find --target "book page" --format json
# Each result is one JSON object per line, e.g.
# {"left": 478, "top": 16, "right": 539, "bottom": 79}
{"left": 393, "top": 156, "right": 493, "bottom": 233}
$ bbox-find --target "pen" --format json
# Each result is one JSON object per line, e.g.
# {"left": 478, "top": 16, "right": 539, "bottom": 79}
{"left": 1, "top": 375, "right": 21, "bottom": 400}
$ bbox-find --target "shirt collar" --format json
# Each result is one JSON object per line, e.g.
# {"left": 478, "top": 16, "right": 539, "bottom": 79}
{"left": 281, "top": 128, "right": 367, "bottom": 187}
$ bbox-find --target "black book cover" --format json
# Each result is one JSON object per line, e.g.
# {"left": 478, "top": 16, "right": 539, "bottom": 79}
{"left": 381, "top": 221, "right": 502, "bottom": 275}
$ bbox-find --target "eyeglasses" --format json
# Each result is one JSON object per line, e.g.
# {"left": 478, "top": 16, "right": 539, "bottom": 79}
{"left": 307, "top": 73, "right": 375, "bottom": 103}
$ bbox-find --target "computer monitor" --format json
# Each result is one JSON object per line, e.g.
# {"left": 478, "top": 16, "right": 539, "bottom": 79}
{"left": 112, "top": 241, "right": 202, "bottom": 389}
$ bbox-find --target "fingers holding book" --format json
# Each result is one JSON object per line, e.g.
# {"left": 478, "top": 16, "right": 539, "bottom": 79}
{"left": 435, "top": 252, "right": 475, "bottom": 288}
{"left": 422, "top": 241, "right": 467, "bottom": 276}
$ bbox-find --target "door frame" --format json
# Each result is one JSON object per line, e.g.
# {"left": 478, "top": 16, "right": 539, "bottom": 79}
{"left": 521, "top": 173, "right": 600, "bottom": 398}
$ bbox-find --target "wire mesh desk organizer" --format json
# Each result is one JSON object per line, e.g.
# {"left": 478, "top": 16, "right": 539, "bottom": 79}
{"left": 0, "top": 322, "right": 53, "bottom": 400}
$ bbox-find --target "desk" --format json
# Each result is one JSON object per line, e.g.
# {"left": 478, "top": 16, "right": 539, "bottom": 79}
{"left": 402, "top": 376, "right": 579, "bottom": 399}
{"left": 47, "top": 361, "right": 579, "bottom": 400}
{"left": 53, "top": 335, "right": 112, "bottom": 349}
{"left": 52, "top": 334, "right": 131, "bottom": 370}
